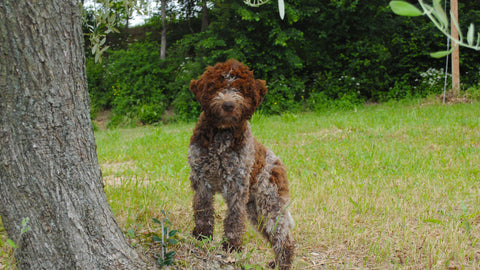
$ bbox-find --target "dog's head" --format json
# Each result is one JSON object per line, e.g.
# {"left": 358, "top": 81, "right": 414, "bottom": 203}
{"left": 190, "top": 59, "right": 267, "bottom": 128}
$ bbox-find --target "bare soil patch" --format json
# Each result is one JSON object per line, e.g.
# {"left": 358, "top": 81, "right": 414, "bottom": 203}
{"left": 93, "top": 110, "right": 112, "bottom": 130}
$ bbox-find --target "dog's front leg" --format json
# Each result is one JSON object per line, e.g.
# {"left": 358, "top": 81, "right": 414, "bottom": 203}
{"left": 222, "top": 180, "right": 248, "bottom": 252}
{"left": 192, "top": 183, "right": 215, "bottom": 241}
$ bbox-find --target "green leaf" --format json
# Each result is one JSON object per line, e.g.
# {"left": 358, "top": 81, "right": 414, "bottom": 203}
{"left": 167, "top": 238, "right": 178, "bottom": 245}
{"left": 99, "top": 45, "right": 110, "bottom": 55}
{"left": 92, "top": 44, "right": 98, "bottom": 55}
{"left": 389, "top": 1, "right": 423, "bottom": 17}
{"left": 111, "top": 26, "right": 120, "bottom": 34}
{"left": 432, "top": 0, "right": 449, "bottom": 29}
{"left": 21, "top": 217, "right": 29, "bottom": 227}
{"left": 348, "top": 197, "right": 359, "bottom": 208}
{"left": 168, "top": 230, "right": 178, "bottom": 237}
{"left": 152, "top": 217, "right": 162, "bottom": 224}
{"left": 94, "top": 51, "right": 101, "bottom": 63}
{"left": 278, "top": 0, "right": 285, "bottom": 20}
{"left": 126, "top": 228, "right": 135, "bottom": 238}
{"left": 467, "top": 23, "right": 475, "bottom": 46}
{"left": 423, "top": 218, "right": 444, "bottom": 225}
{"left": 430, "top": 47, "right": 455, "bottom": 58}
{"left": 165, "top": 250, "right": 176, "bottom": 258}
{"left": 6, "top": 239, "right": 17, "bottom": 249}
{"left": 152, "top": 235, "right": 162, "bottom": 242}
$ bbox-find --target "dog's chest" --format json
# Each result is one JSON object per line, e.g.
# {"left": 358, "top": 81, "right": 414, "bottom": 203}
{"left": 188, "top": 130, "right": 255, "bottom": 192}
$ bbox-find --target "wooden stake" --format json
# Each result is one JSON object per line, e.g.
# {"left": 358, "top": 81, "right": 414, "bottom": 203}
{"left": 451, "top": 0, "right": 460, "bottom": 95}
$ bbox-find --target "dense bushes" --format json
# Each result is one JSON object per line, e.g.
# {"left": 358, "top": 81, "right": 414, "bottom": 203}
{"left": 86, "top": 0, "right": 480, "bottom": 126}
{"left": 86, "top": 41, "right": 205, "bottom": 125}
{"left": 88, "top": 42, "right": 172, "bottom": 125}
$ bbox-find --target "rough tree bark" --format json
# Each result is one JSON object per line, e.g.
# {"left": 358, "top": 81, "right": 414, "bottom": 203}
{"left": 0, "top": 1, "right": 153, "bottom": 269}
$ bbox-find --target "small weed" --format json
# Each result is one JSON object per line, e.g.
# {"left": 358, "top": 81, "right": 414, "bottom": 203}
{"left": 152, "top": 211, "right": 178, "bottom": 267}
{"left": 235, "top": 246, "right": 265, "bottom": 270}
{"left": 126, "top": 228, "right": 135, "bottom": 238}
{"left": 125, "top": 228, "right": 136, "bottom": 247}
{"left": 0, "top": 217, "right": 31, "bottom": 268}
{"left": 7, "top": 217, "right": 31, "bottom": 249}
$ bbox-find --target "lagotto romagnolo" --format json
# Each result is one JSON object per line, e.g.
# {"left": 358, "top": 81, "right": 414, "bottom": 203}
{"left": 187, "top": 59, "right": 295, "bottom": 269}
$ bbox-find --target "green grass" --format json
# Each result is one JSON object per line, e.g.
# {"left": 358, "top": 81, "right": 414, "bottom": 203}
{"left": 1, "top": 99, "right": 479, "bottom": 269}
{"left": 97, "top": 99, "right": 480, "bottom": 269}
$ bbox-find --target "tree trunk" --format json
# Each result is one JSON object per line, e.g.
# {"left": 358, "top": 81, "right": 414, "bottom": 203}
{"left": 161, "top": 0, "right": 167, "bottom": 60}
{"left": 0, "top": 1, "right": 153, "bottom": 269}
{"left": 201, "top": 0, "right": 209, "bottom": 32}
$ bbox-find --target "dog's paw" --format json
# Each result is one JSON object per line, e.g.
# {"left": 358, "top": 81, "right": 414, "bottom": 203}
{"left": 192, "top": 228, "right": 213, "bottom": 241}
{"left": 222, "top": 241, "right": 243, "bottom": 253}
{"left": 269, "top": 260, "right": 293, "bottom": 270}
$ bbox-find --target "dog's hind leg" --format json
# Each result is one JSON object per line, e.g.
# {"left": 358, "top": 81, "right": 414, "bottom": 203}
{"left": 248, "top": 184, "right": 295, "bottom": 269}
{"left": 267, "top": 209, "right": 295, "bottom": 270}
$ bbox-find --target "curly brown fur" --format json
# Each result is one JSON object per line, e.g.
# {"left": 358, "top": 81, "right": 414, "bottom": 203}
{"left": 188, "top": 59, "right": 295, "bottom": 269}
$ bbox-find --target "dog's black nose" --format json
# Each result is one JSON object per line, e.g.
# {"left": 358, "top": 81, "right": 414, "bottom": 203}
{"left": 222, "top": 101, "right": 235, "bottom": 112}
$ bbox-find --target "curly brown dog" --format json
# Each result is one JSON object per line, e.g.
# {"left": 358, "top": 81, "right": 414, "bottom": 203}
{"left": 188, "top": 59, "right": 295, "bottom": 269}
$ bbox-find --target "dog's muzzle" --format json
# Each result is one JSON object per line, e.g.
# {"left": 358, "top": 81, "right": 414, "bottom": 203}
{"left": 222, "top": 101, "right": 235, "bottom": 112}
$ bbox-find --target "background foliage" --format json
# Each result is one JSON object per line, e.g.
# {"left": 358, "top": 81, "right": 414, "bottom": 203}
{"left": 84, "top": 0, "right": 480, "bottom": 125}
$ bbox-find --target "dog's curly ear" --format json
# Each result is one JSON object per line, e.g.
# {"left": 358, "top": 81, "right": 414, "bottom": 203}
{"left": 254, "top": 79, "right": 268, "bottom": 107}
{"left": 190, "top": 78, "right": 203, "bottom": 102}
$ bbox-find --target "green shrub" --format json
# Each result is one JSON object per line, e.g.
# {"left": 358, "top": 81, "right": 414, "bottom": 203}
{"left": 84, "top": 0, "right": 480, "bottom": 127}
{"left": 88, "top": 42, "right": 175, "bottom": 126}
{"left": 305, "top": 92, "right": 330, "bottom": 112}
{"left": 138, "top": 103, "right": 166, "bottom": 124}
{"left": 414, "top": 68, "right": 449, "bottom": 97}
{"left": 307, "top": 91, "right": 364, "bottom": 113}
{"left": 166, "top": 59, "right": 204, "bottom": 122}
{"left": 171, "top": 89, "right": 201, "bottom": 122}
{"left": 108, "top": 42, "right": 171, "bottom": 110}
{"left": 306, "top": 72, "right": 364, "bottom": 112}
{"left": 86, "top": 58, "right": 113, "bottom": 117}
{"left": 261, "top": 76, "right": 305, "bottom": 114}
{"left": 378, "top": 76, "right": 414, "bottom": 102}
{"left": 465, "top": 86, "right": 480, "bottom": 101}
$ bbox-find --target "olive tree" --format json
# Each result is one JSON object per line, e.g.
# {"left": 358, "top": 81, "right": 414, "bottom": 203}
{"left": 0, "top": 1, "right": 154, "bottom": 268}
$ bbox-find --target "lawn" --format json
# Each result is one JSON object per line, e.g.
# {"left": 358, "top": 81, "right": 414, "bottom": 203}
{"left": 1, "top": 99, "right": 479, "bottom": 269}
